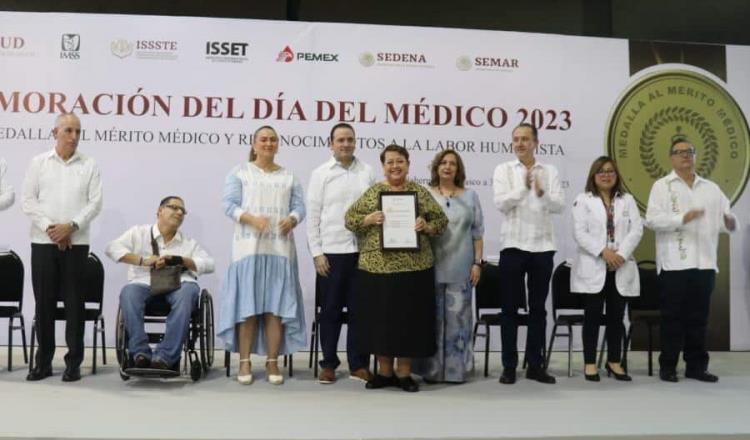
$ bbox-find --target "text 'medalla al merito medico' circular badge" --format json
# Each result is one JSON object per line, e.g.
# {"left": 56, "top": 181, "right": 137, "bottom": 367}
{"left": 607, "top": 69, "right": 750, "bottom": 210}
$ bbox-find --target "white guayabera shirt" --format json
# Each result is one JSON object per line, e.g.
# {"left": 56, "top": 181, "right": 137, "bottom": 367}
{"left": 645, "top": 171, "right": 737, "bottom": 273}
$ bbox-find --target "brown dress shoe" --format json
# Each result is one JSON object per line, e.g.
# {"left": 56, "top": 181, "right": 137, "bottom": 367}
{"left": 318, "top": 367, "right": 336, "bottom": 384}
{"left": 349, "top": 368, "right": 374, "bottom": 382}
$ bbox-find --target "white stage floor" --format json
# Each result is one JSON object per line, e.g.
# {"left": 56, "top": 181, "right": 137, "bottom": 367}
{"left": 0, "top": 350, "right": 749, "bottom": 440}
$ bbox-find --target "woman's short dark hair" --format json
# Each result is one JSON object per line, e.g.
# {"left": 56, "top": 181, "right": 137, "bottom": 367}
{"left": 429, "top": 150, "right": 466, "bottom": 188}
{"left": 584, "top": 155, "right": 625, "bottom": 197}
{"left": 249, "top": 125, "right": 277, "bottom": 161}
{"left": 379, "top": 144, "right": 409, "bottom": 164}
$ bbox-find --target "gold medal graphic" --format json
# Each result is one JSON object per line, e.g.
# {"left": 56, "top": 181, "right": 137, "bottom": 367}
{"left": 607, "top": 69, "right": 750, "bottom": 209}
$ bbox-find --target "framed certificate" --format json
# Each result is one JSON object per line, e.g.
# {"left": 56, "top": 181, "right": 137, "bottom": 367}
{"left": 379, "top": 191, "right": 419, "bottom": 251}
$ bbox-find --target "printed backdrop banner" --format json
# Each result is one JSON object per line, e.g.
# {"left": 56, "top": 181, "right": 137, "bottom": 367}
{"left": 1, "top": 12, "right": 749, "bottom": 350}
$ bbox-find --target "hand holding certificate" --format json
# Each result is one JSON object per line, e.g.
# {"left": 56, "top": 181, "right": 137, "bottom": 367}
{"left": 379, "top": 191, "right": 419, "bottom": 250}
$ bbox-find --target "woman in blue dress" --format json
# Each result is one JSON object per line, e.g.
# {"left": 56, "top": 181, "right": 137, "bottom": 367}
{"left": 218, "top": 125, "right": 306, "bottom": 385}
{"left": 414, "top": 150, "right": 484, "bottom": 383}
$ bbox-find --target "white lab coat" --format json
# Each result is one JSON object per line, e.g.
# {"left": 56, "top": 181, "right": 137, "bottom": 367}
{"left": 570, "top": 192, "right": 643, "bottom": 296}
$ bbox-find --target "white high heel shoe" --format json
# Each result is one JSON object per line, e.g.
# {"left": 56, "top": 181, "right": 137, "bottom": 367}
{"left": 266, "top": 359, "right": 284, "bottom": 385}
{"left": 237, "top": 359, "right": 253, "bottom": 385}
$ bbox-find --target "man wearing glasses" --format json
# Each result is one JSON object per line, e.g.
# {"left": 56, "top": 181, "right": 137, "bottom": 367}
{"left": 106, "top": 196, "right": 214, "bottom": 370}
{"left": 645, "top": 137, "right": 737, "bottom": 383}
{"left": 23, "top": 113, "right": 102, "bottom": 382}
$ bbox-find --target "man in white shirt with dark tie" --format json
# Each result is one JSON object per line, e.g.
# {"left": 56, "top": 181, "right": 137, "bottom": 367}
{"left": 493, "top": 123, "right": 564, "bottom": 385}
{"left": 307, "top": 123, "right": 376, "bottom": 384}
{"left": 106, "top": 196, "right": 214, "bottom": 371}
{"left": 646, "top": 137, "right": 737, "bottom": 383}
{"left": 22, "top": 113, "right": 103, "bottom": 382}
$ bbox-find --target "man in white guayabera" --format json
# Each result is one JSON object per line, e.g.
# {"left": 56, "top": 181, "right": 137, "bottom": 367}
{"left": 645, "top": 136, "right": 737, "bottom": 384}
{"left": 492, "top": 122, "right": 564, "bottom": 385}
{"left": 23, "top": 112, "right": 102, "bottom": 382}
{"left": 307, "top": 123, "right": 376, "bottom": 384}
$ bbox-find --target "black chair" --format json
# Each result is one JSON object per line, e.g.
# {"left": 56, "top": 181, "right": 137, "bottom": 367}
{"left": 0, "top": 250, "right": 28, "bottom": 371}
{"left": 544, "top": 261, "right": 608, "bottom": 377}
{"left": 29, "top": 252, "right": 107, "bottom": 374}
{"left": 624, "top": 260, "right": 660, "bottom": 376}
{"left": 309, "top": 276, "right": 336, "bottom": 377}
{"left": 472, "top": 261, "right": 533, "bottom": 377}
{"left": 307, "top": 276, "right": 379, "bottom": 377}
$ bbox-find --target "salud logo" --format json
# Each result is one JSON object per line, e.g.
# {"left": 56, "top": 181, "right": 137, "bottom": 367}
{"left": 607, "top": 69, "right": 750, "bottom": 209}
{"left": 60, "top": 34, "right": 80, "bottom": 60}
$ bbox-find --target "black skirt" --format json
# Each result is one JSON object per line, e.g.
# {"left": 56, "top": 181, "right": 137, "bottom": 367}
{"left": 352, "top": 267, "right": 436, "bottom": 357}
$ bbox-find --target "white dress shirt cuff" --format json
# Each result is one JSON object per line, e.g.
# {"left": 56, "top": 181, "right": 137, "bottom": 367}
{"left": 232, "top": 207, "right": 244, "bottom": 223}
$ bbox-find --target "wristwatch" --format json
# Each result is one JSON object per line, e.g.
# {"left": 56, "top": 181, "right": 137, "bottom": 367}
{"left": 69, "top": 221, "right": 79, "bottom": 231}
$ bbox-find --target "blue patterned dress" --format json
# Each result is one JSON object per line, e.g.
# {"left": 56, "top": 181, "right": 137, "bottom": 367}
{"left": 217, "top": 162, "right": 307, "bottom": 355}
{"left": 413, "top": 188, "right": 484, "bottom": 382}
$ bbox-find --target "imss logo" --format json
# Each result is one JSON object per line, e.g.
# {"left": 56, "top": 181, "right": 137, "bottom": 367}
{"left": 60, "top": 34, "right": 80, "bottom": 60}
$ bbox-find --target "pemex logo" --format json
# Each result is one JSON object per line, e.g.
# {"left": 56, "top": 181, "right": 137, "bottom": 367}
{"left": 276, "top": 46, "right": 294, "bottom": 63}
{"left": 607, "top": 69, "right": 750, "bottom": 209}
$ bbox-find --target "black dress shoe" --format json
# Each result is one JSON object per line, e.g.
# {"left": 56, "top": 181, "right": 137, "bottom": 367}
{"left": 659, "top": 371, "right": 679, "bottom": 383}
{"left": 526, "top": 367, "right": 556, "bottom": 384}
{"left": 396, "top": 375, "right": 420, "bottom": 392}
{"left": 62, "top": 366, "right": 81, "bottom": 382}
{"left": 151, "top": 358, "right": 171, "bottom": 370}
{"left": 499, "top": 368, "right": 516, "bottom": 384}
{"left": 584, "top": 372, "right": 601, "bottom": 382}
{"left": 133, "top": 354, "right": 151, "bottom": 368}
{"left": 605, "top": 364, "right": 632, "bottom": 381}
{"left": 365, "top": 374, "right": 397, "bottom": 389}
{"left": 26, "top": 366, "right": 53, "bottom": 381}
{"left": 685, "top": 371, "right": 719, "bottom": 383}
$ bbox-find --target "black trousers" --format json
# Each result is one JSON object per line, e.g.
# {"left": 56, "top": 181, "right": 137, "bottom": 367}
{"left": 498, "top": 248, "right": 554, "bottom": 369}
{"left": 317, "top": 253, "right": 369, "bottom": 372}
{"left": 582, "top": 271, "right": 626, "bottom": 364}
{"left": 658, "top": 269, "right": 715, "bottom": 375}
{"left": 31, "top": 243, "right": 89, "bottom": 369}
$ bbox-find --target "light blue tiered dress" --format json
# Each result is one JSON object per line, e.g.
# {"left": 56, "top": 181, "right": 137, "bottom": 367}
{"left": 218, "top": 162, "right": 307, "bottom": 355}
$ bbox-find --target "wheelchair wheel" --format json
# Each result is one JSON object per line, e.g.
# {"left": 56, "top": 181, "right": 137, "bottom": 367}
{"left": 199, "top": 291, "right": 215, "bottom": 374}
{"left": 115, "top": 307, "right": 127, "bottom": 365}
{"left": 190, "top": 363, "right": 202, "bottom": 381}
{"left": 115, "top": 307, "right": 132, "bottom": 381}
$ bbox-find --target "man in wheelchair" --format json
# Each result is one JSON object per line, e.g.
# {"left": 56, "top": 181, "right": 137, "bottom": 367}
{"left": 106, "top": 196, "right": 214, "bottom": 371}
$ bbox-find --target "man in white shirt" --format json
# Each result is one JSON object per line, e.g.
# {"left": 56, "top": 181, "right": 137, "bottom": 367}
{"left": 492, "top": 123, "right": 564, "bottom": 385}
{"left": 22, "top": 113, "right": 103, "bottom": 382}
{"left": 0, "top": 158, "right": 14, "bottom": 211}
{"left": 645, "top": 137, "right": 737, "bottom": 383}
{"left": 307, "top": 123, "right": 376, "bottom": 384}
{"left": 106, "top": 196, "right": 214, "bottom": 370}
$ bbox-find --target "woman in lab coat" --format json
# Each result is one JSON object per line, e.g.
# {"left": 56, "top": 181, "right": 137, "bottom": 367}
{"left": 570, "top": 156, "right": 643, "bottom": 382}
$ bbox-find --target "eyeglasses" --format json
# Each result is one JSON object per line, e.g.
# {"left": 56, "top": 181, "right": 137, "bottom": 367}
{"left": 164, "top": 204, "right": 187, "bottom": 215}
{"left": 595, "top": 169, "right": 616, "bottom": 176}
{"left": 671, "top": 148, "right": 695, "bottom": 157}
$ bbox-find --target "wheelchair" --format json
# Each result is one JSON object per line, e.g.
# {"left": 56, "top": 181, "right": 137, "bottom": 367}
{"left": 115, "top": 288, "right": 214, "bottom": 382}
